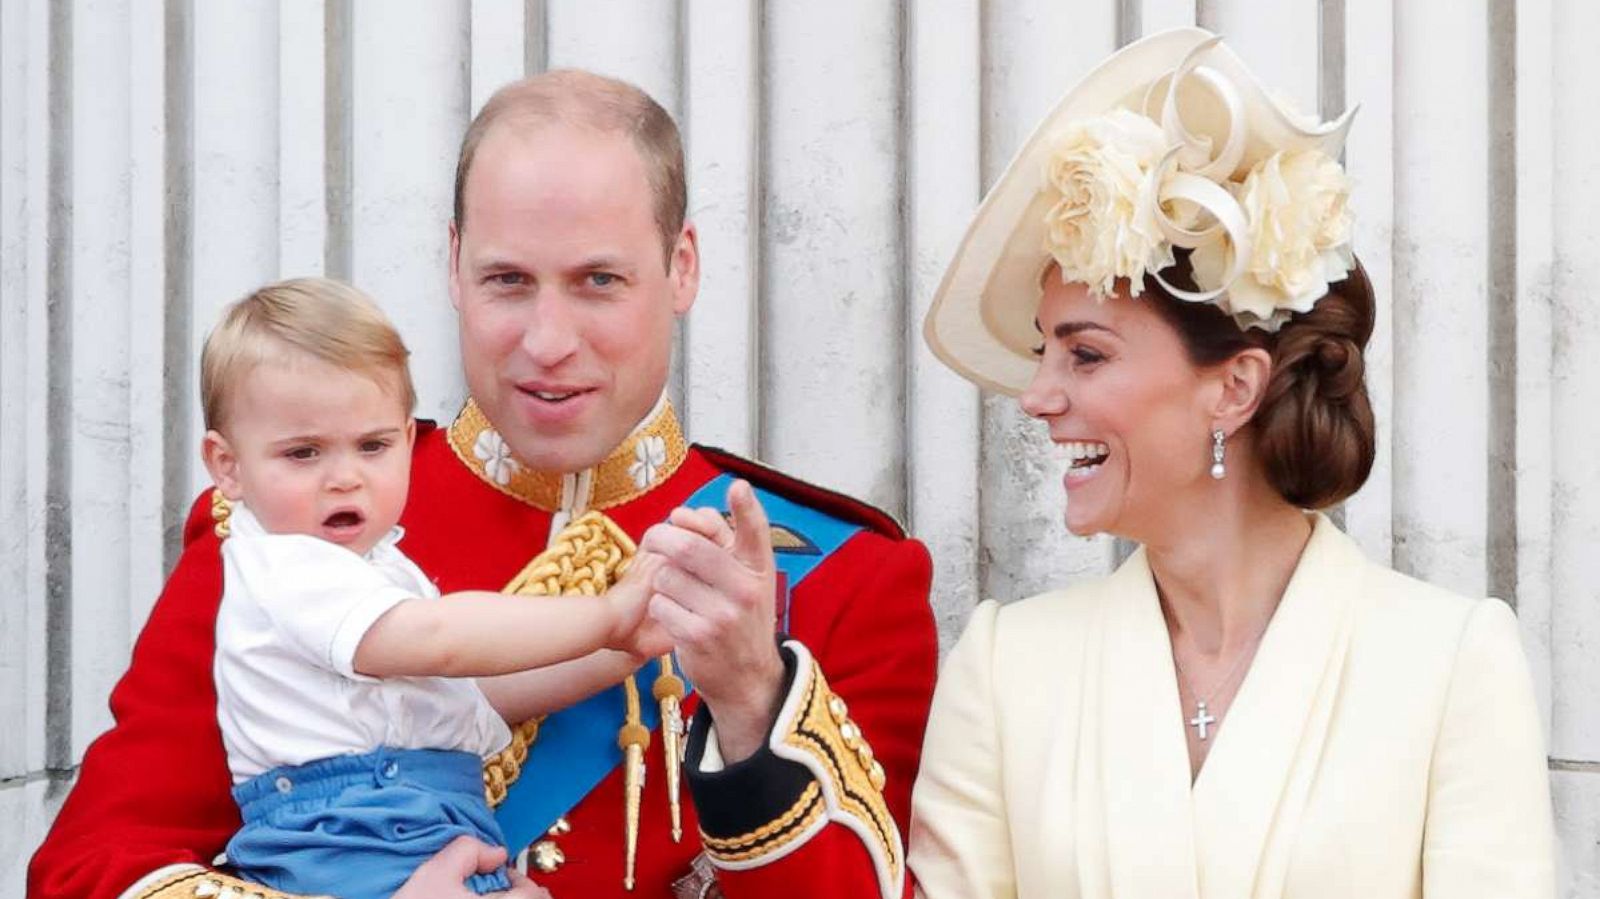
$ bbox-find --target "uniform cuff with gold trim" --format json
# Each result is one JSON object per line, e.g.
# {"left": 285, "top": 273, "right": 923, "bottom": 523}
{"left": 684, "top": 639, "right": 903, "bottom": 899}
{"left": 684, "top": 640, "right": 816, "bottom": 840}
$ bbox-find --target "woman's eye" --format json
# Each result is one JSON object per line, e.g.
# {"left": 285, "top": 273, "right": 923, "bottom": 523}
{"left": 1031, "top": 344, "right": 1045, "bottom": 358}
{"left": 1071, "top": 346, "right": 1106, "bottom": 365}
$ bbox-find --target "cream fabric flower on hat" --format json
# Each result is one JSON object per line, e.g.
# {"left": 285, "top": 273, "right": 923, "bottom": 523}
{"left": 1043, "top": 109, "right": 1176, "bottom": 298}
{"left": 921, "top": 29, "right": 1361, "bottom": 395}
{"left": 1192, "top": 149, "right": 1354, "bottom": 328}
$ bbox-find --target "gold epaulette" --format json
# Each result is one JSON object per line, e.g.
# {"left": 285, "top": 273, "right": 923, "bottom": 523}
{"left": 133, "top": 867, "right": 325, "bottom": 899}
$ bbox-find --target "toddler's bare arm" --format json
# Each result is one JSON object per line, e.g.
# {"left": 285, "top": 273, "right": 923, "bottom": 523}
{"left": 352, "top": 554, "right": 663, "bottom": 679}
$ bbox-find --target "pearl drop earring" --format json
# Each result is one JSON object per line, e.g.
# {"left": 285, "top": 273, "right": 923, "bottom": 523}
{"left": 1210, "top": 429, "right": 1226, "bottom": 480}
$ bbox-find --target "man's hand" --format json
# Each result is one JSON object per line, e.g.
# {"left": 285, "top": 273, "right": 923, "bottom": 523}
{"left": 394, "top": 836, "right": 551, "bottom": 899}
{"left": 641, "top": 479, "right": 786, "bottom": 763}
{"left": 605, "top": 551, "right": 674, "bottom": 661}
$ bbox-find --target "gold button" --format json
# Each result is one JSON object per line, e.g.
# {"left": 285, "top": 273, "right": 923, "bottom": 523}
{"left": 827, "top": 695, "right": 849, "bottom": 723}
{"left": 839, "top": 720, "right": 861, "bottom": 749}
{"left": 868, "top": 760, "right": 887, "bottom": 791}
{"left": 855, "top": 742, "right": 875, "bottom": 770}
{"left": 548, "top": 816, "right": 572, "bottom": 836}
{"left": 531, "top": 839, "right": 566, "bottom": 873}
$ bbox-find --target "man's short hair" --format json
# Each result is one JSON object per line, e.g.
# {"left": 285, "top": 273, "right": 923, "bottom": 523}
{"left": 452, "top": 69, "right": 687, "bottom": 261}
{"left": 200, "top": 277, "right": 416, "bottom": 431}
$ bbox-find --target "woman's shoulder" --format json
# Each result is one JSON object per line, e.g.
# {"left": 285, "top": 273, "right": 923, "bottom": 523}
{"left": 949, "top": 576, "right": 1120, "bottom": 667}
{"left": 1357, "top": 561, "right": 1513, "bottom": 646}
{"left": 1010, "top": 569, "right": 1117, "bottom": 606}
{"left": 1335, "top": 552, "right": 1526, "bottom": 699}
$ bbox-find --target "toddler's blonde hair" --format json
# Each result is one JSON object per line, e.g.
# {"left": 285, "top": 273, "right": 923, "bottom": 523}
{"left": 201, "top": 277, "right": 415, "bottom": 431}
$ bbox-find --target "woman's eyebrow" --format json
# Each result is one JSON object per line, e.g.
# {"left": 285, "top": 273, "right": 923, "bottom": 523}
{"left": 1033, "top": 318, "right": 1118, "bottom": 339}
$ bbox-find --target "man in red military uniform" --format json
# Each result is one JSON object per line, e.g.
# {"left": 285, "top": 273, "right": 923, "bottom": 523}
{"left": 28, "top": 70, "right": 937, "bottom": 899}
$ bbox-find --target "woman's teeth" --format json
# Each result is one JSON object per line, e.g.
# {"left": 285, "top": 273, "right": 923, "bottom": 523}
{"left": 1059, "top": 440, "right": 1110, "bottom": 468}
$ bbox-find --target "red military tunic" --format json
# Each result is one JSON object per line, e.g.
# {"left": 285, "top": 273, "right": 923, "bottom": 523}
{"left": 29, "top": 401, "right": 938, "bottom": 899}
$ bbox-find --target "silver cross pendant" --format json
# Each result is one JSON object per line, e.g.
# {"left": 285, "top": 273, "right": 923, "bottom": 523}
{"left": 1189, "top": 700, "right": 1217, "bottom": 741}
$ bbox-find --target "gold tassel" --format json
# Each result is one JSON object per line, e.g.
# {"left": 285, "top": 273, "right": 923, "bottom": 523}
{"left": 619, "top": 677, "right": 651, "bottom": 891}
{"left": 652, "top": 655, "right": 687, "bottom": 841}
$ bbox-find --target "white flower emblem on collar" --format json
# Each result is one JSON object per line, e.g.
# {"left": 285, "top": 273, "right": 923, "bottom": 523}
{"left": 473, "top": 428, "right": 522, "bottom": 486}
{"left": 628, "top": 435, "right": 668, "bottom": 489}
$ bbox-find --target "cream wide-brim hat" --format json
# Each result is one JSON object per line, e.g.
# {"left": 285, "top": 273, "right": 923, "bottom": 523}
{"left": 923, "top": 28, "right": 1356, "bottom": 396}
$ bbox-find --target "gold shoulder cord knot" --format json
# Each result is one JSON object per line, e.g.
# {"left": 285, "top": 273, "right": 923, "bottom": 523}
{"left": 481, "top": 509, "right": 689, "bottom": 890}
{"left": 211, "top": 492, "right": 232, "bottom": 539}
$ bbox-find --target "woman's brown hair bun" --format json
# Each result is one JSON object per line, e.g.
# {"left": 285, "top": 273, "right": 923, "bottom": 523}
{"left": 1145, "top": 255, "right": 1378, "bottom": 510}
{"left": 1252, "top": 260, "right": 1377, "bottom": 508}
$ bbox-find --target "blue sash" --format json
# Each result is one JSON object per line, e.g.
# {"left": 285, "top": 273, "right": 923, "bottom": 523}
{"left": 494, "top": 473, "right": 862, "bottom": 851}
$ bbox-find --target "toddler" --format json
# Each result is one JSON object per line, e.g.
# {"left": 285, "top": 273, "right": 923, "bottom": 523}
{"left": 200, "top": 278, "right": 661, "bottom": 898}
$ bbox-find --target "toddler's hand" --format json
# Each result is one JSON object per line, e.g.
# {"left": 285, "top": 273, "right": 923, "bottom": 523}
{"left": 607, "top": 552, "right": 674, "bottom": 660}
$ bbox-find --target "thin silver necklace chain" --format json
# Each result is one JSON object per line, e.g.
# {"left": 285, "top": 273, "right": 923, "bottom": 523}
{"left": 1171, "top": 629, "right": 1267, "bottom": 741}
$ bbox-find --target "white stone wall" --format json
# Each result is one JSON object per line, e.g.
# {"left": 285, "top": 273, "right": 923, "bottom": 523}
{"left": 2, "top": 0, "right": 1596, "bottom": 895}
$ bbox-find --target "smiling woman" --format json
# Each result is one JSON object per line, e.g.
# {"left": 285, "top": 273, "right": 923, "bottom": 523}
{"left": 909, "top": 28, "right": 1554, "bottom": 899}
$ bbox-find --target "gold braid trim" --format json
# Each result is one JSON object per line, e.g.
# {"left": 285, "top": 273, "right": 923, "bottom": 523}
{"left": 211, "top": 491, "right": 232, "bottom": 539}
{"left": 702, "top": 802, "right": 826, "bottom": 863}
{"left": 482, "top": 510, "right": 638, "bottom": 807}
{"left": 700, "top": 645, "right": 902, "bottom": 898}
{"left": 778, "top": 657, "right": 901, "bottom": 881}
{"left": 700, "top": 781, "right": 824, "bottom": 854}
{"left": 135, "top": 868, "right": 323, "bottom": 898}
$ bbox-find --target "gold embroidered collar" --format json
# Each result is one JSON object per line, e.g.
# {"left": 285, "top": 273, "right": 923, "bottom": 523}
{"left": 446, "top": 395, "right": 688, "bottom": 513}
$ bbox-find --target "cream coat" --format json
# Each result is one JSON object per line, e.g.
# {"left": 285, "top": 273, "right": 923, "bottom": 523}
{"left": 909, "top": 515, "right": 1555, "bottom": 899}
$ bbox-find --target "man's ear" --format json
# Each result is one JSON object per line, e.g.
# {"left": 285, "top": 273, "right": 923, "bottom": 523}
{"left": 447, "top": 219, "right": 463, "bottom": 311}
{"left": 668, "top": 221, "right": 700, "bottom": 317}
{"left": 202, "top": 429, "right": 245, "bottom": 501}
{"left": 1210, "top": 347, "right": 1273, "bottom": 435}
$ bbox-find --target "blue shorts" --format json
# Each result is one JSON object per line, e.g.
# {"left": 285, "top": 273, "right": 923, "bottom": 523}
{"left": 226, "top": 747, "right": 510, "bottom": 899}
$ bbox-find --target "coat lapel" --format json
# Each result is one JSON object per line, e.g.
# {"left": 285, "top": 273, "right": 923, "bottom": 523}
{"left": 1189, "top": 514, "right": 1362, "bottom": 899}
{"left": 1084, "top": 548, "right": 1201, "bottom": 899}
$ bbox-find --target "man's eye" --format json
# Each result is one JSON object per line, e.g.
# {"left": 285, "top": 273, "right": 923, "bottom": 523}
{"left": 588, "top": 272, "right": 619, "bottom": 288}
{"left": 489, "top": 272, "right": 526, "bottom": 287}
